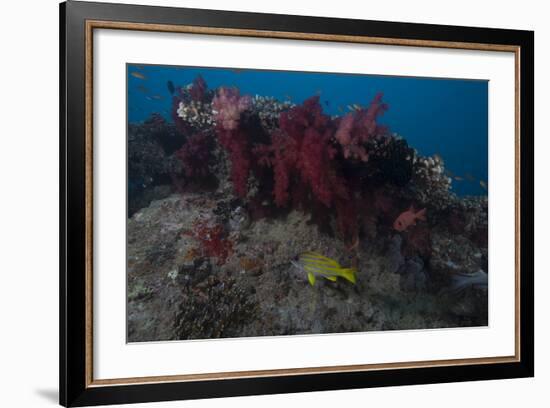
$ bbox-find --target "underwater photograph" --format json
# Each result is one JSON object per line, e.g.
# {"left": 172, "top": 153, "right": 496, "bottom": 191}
{"left": 126, "top": 64, "right": 489, "bottom": 342}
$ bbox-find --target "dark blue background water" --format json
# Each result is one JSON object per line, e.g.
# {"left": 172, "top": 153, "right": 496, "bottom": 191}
{"left": 128, "top": 64, "right": 488, "bottom": 196}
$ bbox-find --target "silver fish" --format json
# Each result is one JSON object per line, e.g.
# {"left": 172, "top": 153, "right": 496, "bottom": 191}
{"left": 450, "top": 270, "right": 488, "bottom": 293}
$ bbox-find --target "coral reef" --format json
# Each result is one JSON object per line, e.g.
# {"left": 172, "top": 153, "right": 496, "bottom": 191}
{"left": 171, "top": 75, "right": 214, "bottom": 135}
{"left": 126, "top": 75, "right": 489, "bottom": 341}
{"left": 411, "top": 153, "right": 453, "bottom": 208}
{"left": 127, "top": 119, "right": 182, "bottom": 216}
{"left": 251, "top": 95, "right": 294, "bottom": 130}
{"left": 176, "top": 99, "right": 213, "bottom": 129}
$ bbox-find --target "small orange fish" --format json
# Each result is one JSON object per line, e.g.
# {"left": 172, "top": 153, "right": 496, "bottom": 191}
{"left": 393, "top": 206, "right": 426, "bottom": 232}
{"left": 130, "top": 71, "right": 146, "bottom": 80}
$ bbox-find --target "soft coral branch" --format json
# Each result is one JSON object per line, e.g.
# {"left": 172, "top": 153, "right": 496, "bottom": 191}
{"left": 185, "top": 220, "right": 233, "bottom": 265}
{"left": 335, "top": 93, "right": 388, "bottom": 161}
{"left": 212, "top": 87, "right": 251, "bottom": 131}
{"left": 212, "top": 87, "right": 253, "bottom": 197}
{"left": 189, "top": 75, "right": 207, "bottom": 102}
{"left": 258, "top": 96, "right": 348, "bottom": 208}
{"left": 175, "top": 131, "right": 213, "bottom": 178}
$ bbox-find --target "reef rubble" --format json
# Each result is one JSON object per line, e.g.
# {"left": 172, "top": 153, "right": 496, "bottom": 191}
{"left": 127, "top": 190, "right": 487, "bottom": 341}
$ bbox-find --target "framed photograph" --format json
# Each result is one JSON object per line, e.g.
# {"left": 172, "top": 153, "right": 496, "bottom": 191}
{"left": 60, "top": 1, "right": 534, "bottom": 406}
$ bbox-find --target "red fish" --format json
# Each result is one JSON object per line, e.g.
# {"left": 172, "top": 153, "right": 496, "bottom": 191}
{"left": 393, "top": 206, "right": 426, "bottom": 232}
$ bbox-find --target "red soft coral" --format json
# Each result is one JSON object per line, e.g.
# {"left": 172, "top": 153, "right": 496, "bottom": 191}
{"left": 252, "top": 130, "right": 297, "bottom": 207}
{"left": 189, "top": 75, "right": 208, "bottom": 102}
{"left": 258, "top": 96, "right": 347, "bottom": 208}
{"left": 298, "top": 127, "right": 339, "bottom": 207}
{"left": 273, "top": 136, "right": 294, "bottom": 206}
{"left": 186, "top": 221, "right": 233, "bottom": 265}
{"left": 175, "top": 131, "right": 213, "bottom": 178}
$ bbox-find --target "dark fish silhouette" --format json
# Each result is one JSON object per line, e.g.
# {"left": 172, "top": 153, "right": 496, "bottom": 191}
{"left": 167, "top": 80, "right": 175, "bottom": 95}
{"left": 137, "top": 85, "right": 149, "bottom": 94}
{"left": 464, "top": 172, "right": 476, "bottom": 182}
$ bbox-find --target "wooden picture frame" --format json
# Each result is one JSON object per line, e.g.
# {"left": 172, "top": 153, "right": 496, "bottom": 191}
{"left": 60, "top": 1, "right": 534, "bottom": 406}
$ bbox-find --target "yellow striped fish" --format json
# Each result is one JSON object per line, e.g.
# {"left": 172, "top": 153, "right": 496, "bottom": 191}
{"left": 291, "top": 252, "right": 357, "bottom": 286}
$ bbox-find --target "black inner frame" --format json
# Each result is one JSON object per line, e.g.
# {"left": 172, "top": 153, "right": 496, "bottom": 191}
{"left": 60, "top": 1, "right": 534, "bottom": 406}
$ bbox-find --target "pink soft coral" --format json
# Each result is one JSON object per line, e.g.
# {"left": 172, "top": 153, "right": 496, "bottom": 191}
{"left": 335, "top": 93, "right": 388, "bottom": 161}
{"left": 212, "top": 87, "right": 251, "bottom": 131}
{"left": 212, "top": 88, "right": 253, "bottom": 197}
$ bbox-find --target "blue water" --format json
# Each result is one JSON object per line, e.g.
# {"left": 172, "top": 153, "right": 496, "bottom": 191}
{"left": 128, "top": 64, "right": 488, "bottom": 196}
